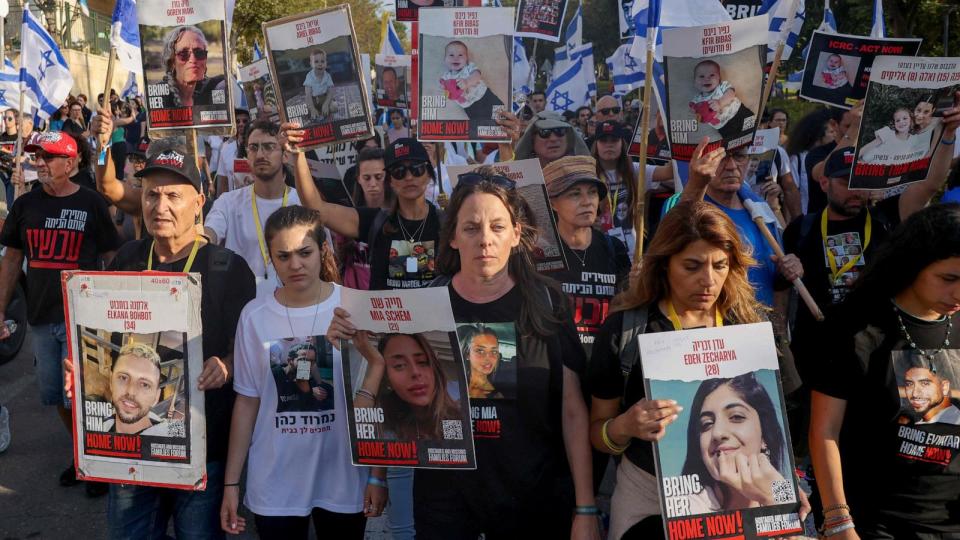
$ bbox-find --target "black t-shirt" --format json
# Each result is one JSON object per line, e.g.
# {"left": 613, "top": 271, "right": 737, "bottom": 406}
{"left": 415, "top": 283, "right": 586, "bottom": 528}
{"left": 547, "top": 229, "right": 630, "bottom": 359}
{"left": 71, "top": 168, "right": 97, "bottom": 192}
{"left": 0, "top": 186, "right": 121, "bottom": 324}
{"left": 357, "top": 205, "right": 441, "bottom": 290}
{"left": 804, "top": 141, "right": 836, "bottom": 214}
{"left": 811, "top": 304, "right": 960, "bottom": 533}
{"left": 108, "top": 239, "right": 256, "bottom": 463}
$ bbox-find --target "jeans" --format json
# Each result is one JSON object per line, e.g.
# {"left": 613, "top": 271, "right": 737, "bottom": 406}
{"left": 253, "top": 508, "right": 366, "bottom": 540}
{"left": 31, "top": 322, "right": 69, "bottom": 408}
{"left": 386, "top": 467, "right": 415, "bottom": 540}
{"left": 107, "top": 461, "right": 225, "bottom": 540}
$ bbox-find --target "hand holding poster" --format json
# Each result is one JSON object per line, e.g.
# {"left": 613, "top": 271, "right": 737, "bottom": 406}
{"left": 850, "top": 56, "right": 960, "bottom": 190}
{"left": 639, "top": 323, "right": 801, "bottom": 539}
{"left": 799, "top": 31, "right": 923, "bottom": 109}
{"left": 63, "top": 272, "right": 205, "bottom": 489}
{"left": 447, "top": 159, "right": 567, "bottom": 272}
{"left": 515, "top": 0, "right": 568, "bottom": 42}
{"left": 418, "top": 7, "right": 513, "bottom": 143}
{"left": 340, "top": 287, "right": 476, "bottom": 469}
{"left": 238, "top": 59, "right": 280, "bottom": 123}
{"left": 374, "top": 54, "right": 412, "bottom": 109}
{"left": 137, "top": 0, "right": 234, "bottom": 130}
{"left": 662, "top": 16, "right": 766, "bottom": 160}
{"left": 263, "top": 6, "right": 375, "bottom": 151}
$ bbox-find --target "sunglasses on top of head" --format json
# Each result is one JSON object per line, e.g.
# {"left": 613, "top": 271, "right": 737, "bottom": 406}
{"left": 386, "top": 162, "right": 430, "bottom": 180}
{"left": 175, "top": 48, "right": 208, "bottom": 61}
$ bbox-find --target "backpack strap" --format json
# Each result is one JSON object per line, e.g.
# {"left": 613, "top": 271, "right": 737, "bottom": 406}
{"left": 618, "top": 305, "right": 648, "bottom": 377}
{"left": 367, "top": 209, "right": 390, "bottom": 254}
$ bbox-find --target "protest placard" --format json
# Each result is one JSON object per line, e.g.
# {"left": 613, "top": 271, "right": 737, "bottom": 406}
{"left": 238, "top": 59, "right": 281, "bottom": 124}
{"left": 629, "top": 87, "right": 671, "bottom": 164}
{"left": 395, "top": 0, "right": 465, "bottom": 23}
{"left": 515, "top": 0, "right": 567, "bottom": 42}
{"left": 745, "top": 127, "right": 780, "bottom": 186}
{"left": 375, "top": 54, "right": 412, "bottom": 109}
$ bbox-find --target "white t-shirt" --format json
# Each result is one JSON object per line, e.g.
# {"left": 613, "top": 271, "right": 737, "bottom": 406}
{"left": 303, "top": 70, "right": 334, "bottom": 98}
{"left": 206, "top": 135, "right": 225, "bottom": 176}
{"left": 217, "top": 139, "right": 239, "bottom": 191}
{"left": 233, "top": 284, "right": 367, "bottom": 516}
{"left": 205, "top": 184, "right": 302, "bottom": 298}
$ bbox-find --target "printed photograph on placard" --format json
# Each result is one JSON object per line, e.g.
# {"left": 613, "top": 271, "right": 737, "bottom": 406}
{"left": 639, "top": 323, "right": 802, "bottom": 538}
{"left": 340, "top": 288, "right": 476, "bottom": 469}
{"left": 63, "top": 272, "right": 205, "bottom": 489}
{"left": 388, "top": 240, "right": 437, "bottom": 283}
{"left": 456, "top": 322, "right": 517, "bottom": 400}
{"left": 628, "top": 88, "right": 671, "bottom": 164}
{"left": 515, "top": 0, "right": 567, "bottom": 42}
{"left": 418, "top": 7, "right": 513, "bottom": 142}
{"left": 263, "top": 6, "right": 374, "bottom": 151}
{"left": 374, "top": 54, "right": 411, "bottom": 109}
{"left": 239, "top": 59, "right": 280, "bottom": 123}
{"left": 745, "top": 127, "right": 780, "bottom": 186}
{"left": 395, "top": 0, "right": 464, "bottom": 23}
{"left": 850, "top": 56, "right": 960, "bottom": 190}
{"left": 662, "top": 16, "right": 766, "bottom": 161}
{"left": 137, "top": 0, "right": 233, "bottom": 130}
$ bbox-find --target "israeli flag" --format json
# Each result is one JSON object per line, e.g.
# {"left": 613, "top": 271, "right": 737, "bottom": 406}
{"left": 253, "top": 41, "right": 263, "bottom": 61}
{"left": 111, "top": 0, "right": 142, "bottom": 74}
{"left": 554, "top": 46, "right": 570, "bottom": 75}
{"left": 564, "top": 5, "right": 583, "bottom": 51}
{"left": 379, "top": 14, "right": 405, "bottom": 56}
{"left": 606, "top": 43, "right": 644, "bottom": 94}
{"left": 512, "top": 37, "right": 533, "bottom": 105}
{"left": 120, "top": 71, "right": 138, "bottom": 99}
{"left": 822, "top": 0, "right": 837, "bottom": 31}
{"left": 0, "top": 59, "right": 24, "bottom": 112}
{"left": 630, "top": 0, "right": 731, "bottom": 61}
{"left": 759, "top": 0, "right": 805, "bottom": 63}
{"left": 570, "top": 43, "right": 596, "bottom": 97}
{"left": 20, "top": 8, "right": 73, "bottom": 120}
{"left": 870, "top": 0, "right": 885, "bottom": 38}
{"left": 78, "top": 0, "right": 90, "bottom": 16}
{"left": 546, "top": 56, "right": 589, "bottom": 113}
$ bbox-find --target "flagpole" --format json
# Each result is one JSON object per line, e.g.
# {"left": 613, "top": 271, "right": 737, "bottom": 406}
{"left": 527, "top": 39, "right": 538, "bottom": 93}
{"left": 632, "top": 40, "right": 654, "bottom": 261}
{"left": 756, "top": 0, "right": 797, "bottom": 124}
{"left": 100, "top": 47, "right": 117, "bottom": 153}
{"left": 12, "top": 12, "right": 25, "bottom": 201}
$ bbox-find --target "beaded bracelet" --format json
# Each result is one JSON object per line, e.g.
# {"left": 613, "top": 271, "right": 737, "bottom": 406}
{"left": 822, "top": 503, "right": 850, "bottom": 515}
{"left": 574, "top": 505, "right": 600, "bottom": 515}
{"left": 822, "top": 521, "right": 855, "bottom": 537}
{"left": 601, "top": 419, "right": 628, "bottom": 454}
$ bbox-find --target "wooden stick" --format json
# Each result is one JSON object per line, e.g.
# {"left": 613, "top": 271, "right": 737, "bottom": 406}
{"left": 632, "top": 46, "right": 655, "bottom": 261}
{"left": 101, "top": 48, "right": 117, "bottom": 148}
{"left": 756, "top": 41, "right": 785, "bottom": 127}
{"left": 12, "top": 81, "right": 25, "bottom": 201}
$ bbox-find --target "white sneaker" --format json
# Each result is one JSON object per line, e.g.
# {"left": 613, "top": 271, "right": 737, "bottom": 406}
{"left": 0, "top": 405, "right": 10, "bottom": 453}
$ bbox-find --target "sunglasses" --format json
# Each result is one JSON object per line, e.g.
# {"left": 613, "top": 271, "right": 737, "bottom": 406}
{"left": 456, "top": 172, "right": 516, "bottom": 190}
{"left": 34, "top": 151, "right": 69, "bottom": 162}
{"left": 3, "top": 116, "right": 14, "bottom": 121}
{"left": 386, "top": 162, "right": 430, "bottom": 180}
{"left": 536, "top": 127, "right": 567, "bottom": 139}
{"left": 175, "top": 48, "right": 208, "bottom": 61}
{"left": 598, "top": 107, "right": 622, "bottom": 115}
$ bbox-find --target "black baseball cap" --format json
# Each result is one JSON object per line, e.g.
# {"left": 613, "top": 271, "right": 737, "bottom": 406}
{"left": 385, "top": 138, "right": 430, "bottom": 169}
{"left": 824, "top": 147, "right": 855, "bottom": 179}
{"left": 135, "top": 142, "right": 202, "bottom": 192}
{"left": 594, "top": 121, "right": 630, "bottom": 141}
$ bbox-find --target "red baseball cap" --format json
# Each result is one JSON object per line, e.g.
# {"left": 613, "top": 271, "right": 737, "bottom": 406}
{"left": 25, "top": 131, "right": 78, "bottom": 158}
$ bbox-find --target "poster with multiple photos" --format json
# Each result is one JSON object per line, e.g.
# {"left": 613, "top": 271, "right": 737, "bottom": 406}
{"left": 662, "top": 16, "right": 766, "bottom": 161}
{"left": 375, "top": 54, "right": 412, "bottom": 109}
{"left": 262, "top": 5, "right": 375, "bottom": 151}
{"left": 849, "top": 56, "right": 960, "bottom": 190}
{"left": 798, "top": 31, "right": 923, "bottom": 110}
{"left": 638, "top": 323, "right": 802, "bottom": 540}
{"left": 340, "top": 287, "right": 477, "bottom": 469}
{"left": 238, "top": 59, "right": 281, "bottom": 123}
{"left": 395, "top": 0, "right": 465, "bottom": 23}
{"left": 417, "top": 7, "right": 513, "bottom": 142}
{"left": 63, "top": 272, "right": 205, "bottom": 489}
{"left": 137, "top": 0, "right": 234, "bottom": 130}
{"left": 515, "top": 0, "right": 568, "bottom": 42}
{"left": 629, "top": 87, "right": 671, "bottom": 165}
{"left": 447, "top": 159, "right": 568, "bottom": 273}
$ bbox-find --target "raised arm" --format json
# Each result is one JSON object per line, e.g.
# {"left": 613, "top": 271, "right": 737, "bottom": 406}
{"left": 679, "top": 137, "right": 725, "bottom": 204}
{"left": 91, "top": 110, "right": 142, "bottom": 214}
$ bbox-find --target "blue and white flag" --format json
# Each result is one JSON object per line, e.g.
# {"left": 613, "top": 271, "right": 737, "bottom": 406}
{"left": 253, "top": 41, "right": 263, "bottom": 61}
{"left": 822, "top": 0, "right": 837, "bottom": 32}
{"left": 3, "top": 57, "right": 13, "bottom": 70}
{"left": 570, "top": 43, "right": 596, "bottom": 97}
{"left": 870, "top": 0, "right": 885, "bottom": 38}
{"left": 379, "top": 14, "right": 405, "bottom": 56}
{"left": 512, "top": 37, "right": 534, "bottom": 107}
{"left": 110, "top": 0, "right": 142, "bottom": 74}
{"left": 489, "top": 0, "right": 502, "bottom": 6}
{"left": 760, "top": 0, "right": 805, "bottom": 62}
{"left": 77, "top": 0, "right": 90, "bottom": 16}
{"left": 546, "top": 56, "right": 590, "bottom": 113}
{"left": 20, "top": 8, "right": 73, "bottom": 120}
{"left": 564, "top": 4, "right": 582, "bottom": 51}
{"left": 120, "top": 71, "right": 139, "bottom": 99}
{"left": 0, "top": 58, "right": 24, "bottom": 112}
{"left": 795, "top": 0, "right": 835, "bottom": 81}
{"left": 606, "top": 43, "right": 643, "bottom": 94}
{"left": 630, "top": 0, "right": 731, "bottom": 61}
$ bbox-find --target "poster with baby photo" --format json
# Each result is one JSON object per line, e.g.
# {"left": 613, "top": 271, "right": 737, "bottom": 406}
{"left": 137, "top": 0, "right": 234, "bottom": 131}
{"left": 63, "top": 271, "right": 206, "bottom": 490}
{"left": 396, "top": 0, "right": 465, "bottom": 23}
{"left": 850, "top": 56, "right": 960, "bottom": 190}
{"left": 238, "top": 59, "right": 280, "bottom": 124}
{"left": 262, "top": 6, "right": 375, "bottom": 151}
{"left": 515, "top": 0, "right": 568, "bottom": 43}
{"left": 448, "top": 159, "right": 568, "bottom": 273}
{"left": 418, "top": 7, "right": 513, "bottom": 143}
{"left": 745, "top": 127, "right": 780, "bottom": 187}
{"left": 375, "top": 54, "right": 412, "bottom": 109}
{"left": 798, "top": 31, "right": 922, "bottom": 110}
{"left": 638, "top": 323, "right": 802, "bottom": 539}
{"left": 340, "top": 287, "right": 476, "bottom": 469}
{"left": 662, "top": 16, "right": 766, "bottom": 161}
{"left": 628, "top": 86, "right": 671, "bottom": 165}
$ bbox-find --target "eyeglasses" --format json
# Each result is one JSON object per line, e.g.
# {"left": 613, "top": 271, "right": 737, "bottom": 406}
{"left": 723, "top": 152, "right": 750, "bottom": 165}
{"left": 470, "top": 347, "right": 502, "bottom": 360}
{"left": 34, "top": 151, "right": 68, "bottom": 162}
{"left": 386, "top": 162, "right": 430, "bottom": 180}
{"left": 536, "top": 127, "right": 567, "bottom": 139}
{"left": 175, "top": 48, "right": 208, "bottom": 61}
{"left": 598, "top": 107, "right": 622, "bottom": 115}
{"left": 246, "top": 142, "right": 279, "bottom": 154}
{"left": 456, "top": 172, "right": 516, "bottom": 190}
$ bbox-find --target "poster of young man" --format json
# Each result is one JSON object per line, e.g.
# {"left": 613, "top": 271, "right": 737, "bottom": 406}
{"left": 137, "top": 0, "right": 234, "bottom": 131}
{"left": 638, "top": 323, "right": 802, "bottom": 539}
{"left": 63, "top": 271, "right": 205, "bottom": 489}
{"left": 238, "top": 59, "right": 281, "bottom": 123}
{"left": 850, "top": 56, "right": 960, "bottom": 190}
{"left": 374, "top": 54, "right": 412, "bottom": 109}
{"left": 262, "top": 6, "right": 375, "bottom": 151}
{"left": 798, "top": 31, "right": 923, "bottom": 109}
{"left": 395, "top": 0, "right": 464, "bottom": 23}
{"left": 418, "top": 7, "right": 513, "bottom": 143}
{"left": 662, "top": 16, "right": 766, "bottom": 161}
{"left": 629, "top": 88, "right": 671, "bottom": 164}
{"left": 515, "top": 0, "right": 568, "bottom": 43}
{"left": 340, "top": 287, "right": 477, "bottom": 469}
{"left": 448, "top": 159, "right": 568, "bottom": 273}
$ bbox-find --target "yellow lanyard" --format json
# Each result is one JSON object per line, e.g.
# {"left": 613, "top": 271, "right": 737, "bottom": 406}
{"left": 607, "top": 188, "right": 620, "bottom": 223}
{"left": 147, "top": 237, "right": 200, "bottom": 272}
{"left": 666, "top": 300, "right": 724, "bottom": 331}
{"left": 251, "top": 187, "right": 289, "bottom": 279}
{"left": 821, "top": 209, "right": 870, "bottom": 283}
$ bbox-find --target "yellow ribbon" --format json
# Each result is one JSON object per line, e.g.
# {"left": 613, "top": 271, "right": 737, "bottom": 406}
{"left": 147, "top": 237, "right": 200, "bottom": 272}
{"left": 666, "top": 299, "right": 724, "bottom": 331}
{"left": 251, "top": 186, "right": 290, "bottom": 279}
{"left": 821, "top": 209, "right": 870, "bottom": 283}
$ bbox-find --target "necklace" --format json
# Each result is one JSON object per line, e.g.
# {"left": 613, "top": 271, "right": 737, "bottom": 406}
{"left": 569, "top": 245, "right": 588, "bottom": 267}
{"left": 281, "top": 284, "right": 326, "bottom": 380}
{"left": 894, "top": 304, "right": 952, "bottom": 361}
{"left": 397, "top": 210, "right": 428, "bottom": 243}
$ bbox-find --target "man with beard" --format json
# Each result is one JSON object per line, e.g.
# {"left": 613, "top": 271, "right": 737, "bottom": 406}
{"left": 900, "top": 360, "right": 960, "bottom": 425}
{"left": 103, "top": 343, "right": 170, "bottom": 435}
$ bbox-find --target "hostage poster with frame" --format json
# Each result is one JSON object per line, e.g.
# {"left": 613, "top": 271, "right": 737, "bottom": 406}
{"left": 638, "top": 323, "right": 802, "bottom": 539}
{"left": 263, "top": 5, "right": 375, "bottom": 151}
{"left": 417, "top": 7, "right": 513, "bottom": 143}
{"left": 515, "top": 0, "right": 568, "bottom": 43}
{"left": 629, "top": 86, "right": 671, "bottom": 165}
{"left": 745, "top": 127, "right": 781, "bottom": 187}
{"left": 375, "top": 54, "right": 412, "bottom": 109}
{"left": 395, "top": 0, "right": 465, "bottom": 23}
{"left": 63, "top": 271, "right": 205, "bottom": 489}
{"left": 137, "top": 0, "right": 235, "bottom": 131}
{"left": 341, "top": 287, "right": 477, "bottom": 469}
{"left": 238, "top": 59, "right": 281, "bottom": 124}
{"left": 798, "top": 31, "right": 922, "bottom": 110}
{"left": 447, "top": 159, "right": 568, "bottom": 273}
{"left": 662, "top": 15, "right": 766, "bottom": 161}
{"left": 849, "top": 56, "right": 960, "bottom": 190}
